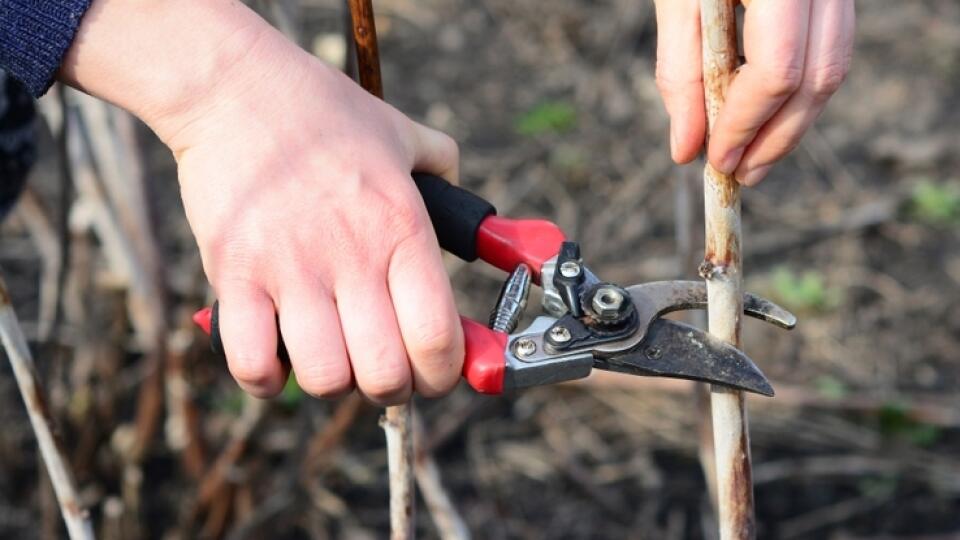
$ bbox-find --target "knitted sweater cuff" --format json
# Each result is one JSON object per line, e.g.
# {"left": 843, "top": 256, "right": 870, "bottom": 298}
{"left": 0, "top": 0, "right": 95, "bottom": 97}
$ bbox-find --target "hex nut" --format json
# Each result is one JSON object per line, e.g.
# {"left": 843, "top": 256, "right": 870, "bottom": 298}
{"left": 592, "top": 287, "right": 624, "bottom": 320}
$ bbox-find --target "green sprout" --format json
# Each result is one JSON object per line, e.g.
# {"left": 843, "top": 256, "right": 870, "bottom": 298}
{"left": 279, "top": 376, "right": 305, "bottom": 409}
{"left": 814, "top": 375, "right": 848, "bottom": 401}
{"left": 879, "top": 402, "right": 942, "bottom": 448}
{"left": 515, "top": 101, "right": 578, "bottom": 136}
{"left": 771, "top": 267, "right": 841, "bottom": 313}
{"left": 908, "top": 180, "right": 960, "bottom": 225}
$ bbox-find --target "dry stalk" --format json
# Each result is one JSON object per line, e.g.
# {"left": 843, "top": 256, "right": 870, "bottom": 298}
{"left": 13, "top": 189, "right": 61, "bottom": 341}
{"left": 381, "top": 405, "right": 416, "bottom": 538}
{"left": 699, "top": 1, "right": 754, "bottom": 538}
{"left": 413, "top": 414, "right": 470, "bottom": 540}
{"left": 0, "top": 274, "right": 94, "bottom": 539}
{"left": 347, "top": 1, "right": 416, "bottom": 537}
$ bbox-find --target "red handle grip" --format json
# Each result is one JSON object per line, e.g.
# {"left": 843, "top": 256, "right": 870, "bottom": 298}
{"left": 476, "top": 216, "right": 565, "bottom": 284}
{"left": 192, "top": 308, "right": 509, "bottom": 395}
{"left": 460, "top": 317, "right": 509, "bottom": 394}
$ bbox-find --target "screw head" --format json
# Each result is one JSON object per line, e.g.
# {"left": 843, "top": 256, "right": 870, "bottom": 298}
{"left": 592, "top": 287, "right": 625, "bottom": 320}
{"left": 515, "top": 338, "right": 537, "bottom": 358}
{"left": 559, "top": 261, "right": 581, "bottom": 278}
{"left": 548, "top": 326, "right": 572, "bottom": 343}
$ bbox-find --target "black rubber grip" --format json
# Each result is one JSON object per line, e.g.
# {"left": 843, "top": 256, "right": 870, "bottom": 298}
{"left": 412, "top": 173, "right": 496, "bottom": 262}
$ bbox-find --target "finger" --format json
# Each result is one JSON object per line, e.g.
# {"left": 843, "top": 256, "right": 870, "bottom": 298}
{"left": 387, "top": 211, "right": 463, "bottom": 398}
{"left": 410, "top": 121, "right": 460, "bottom": 184}
{"left": 218, "top": 285, "right": 286, "bottom": 397}
{"left": 335, "top": 272, "right": 412, "bottom": 406}
{"left": 653, "top": 0, "right": 705, "bottom": 164}
{"left": 707, "top": 0, "right": 813, "bottom": 174}
{"left": 734, "top": 0, "right": 854, "bottom": 186}
{"left": 277, "top": 285, "right": 353, "bottom": 399}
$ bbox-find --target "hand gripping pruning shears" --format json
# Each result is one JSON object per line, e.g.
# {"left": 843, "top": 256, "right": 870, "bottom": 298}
{"left": 193, "top": 173, "right": 796, "bottom": 396}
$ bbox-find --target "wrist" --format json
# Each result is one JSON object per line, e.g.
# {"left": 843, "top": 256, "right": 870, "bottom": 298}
{"left": 59, "top": 0, "right": 309, "bottom": 147}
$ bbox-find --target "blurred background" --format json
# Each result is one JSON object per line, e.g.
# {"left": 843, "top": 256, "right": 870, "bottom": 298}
{"left": 1, "top": 0, "right": 958, "bottom": 538}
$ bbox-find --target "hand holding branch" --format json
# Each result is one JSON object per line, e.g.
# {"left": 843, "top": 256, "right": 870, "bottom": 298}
{"left": 654, "top": 0, "right": 855, "bottom": 185}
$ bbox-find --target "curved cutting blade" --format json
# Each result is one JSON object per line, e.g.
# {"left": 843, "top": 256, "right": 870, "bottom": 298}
{"left": 631, "top": 281, "right": 797, "bottom": 330}
{"left": 595, "top": 319, "right": 775, "bottom": 396}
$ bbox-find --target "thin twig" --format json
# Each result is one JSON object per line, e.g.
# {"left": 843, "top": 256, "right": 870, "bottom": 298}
{"left": 0, "top": 272, "right": 94, "bottom": 539}
{"left": 699, "top": 2, "right": 754, "bottom": 538}
{"left": 12, "top": 188, "right": 61, "bottom": 342}
{"left": 302, "top": 393, "right": 366, "bottom": 477}
{"left": 413, "top": 414, "right": 470, "bottom": 540}
{"left": 381, "top": 405, "right": 416, "bottom": 539}
{"left": 347, "top": 1, "right": 416, "bottom": 536}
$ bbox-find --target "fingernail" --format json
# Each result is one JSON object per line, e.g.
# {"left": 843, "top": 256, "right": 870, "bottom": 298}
{"left": 737, "top": 164, "right": 773, "bottom": 186}
{"left": 717, "top": 147, "right": 745, "bottom": 174}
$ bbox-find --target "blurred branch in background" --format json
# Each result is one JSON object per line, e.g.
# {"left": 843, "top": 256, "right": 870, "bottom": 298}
{"left": 0, "top": 274, "right": 93, "bottom": 538}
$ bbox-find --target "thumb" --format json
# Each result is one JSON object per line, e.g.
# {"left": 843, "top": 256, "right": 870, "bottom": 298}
{"left": 409, "top": 121, "right": 460, "bottom": 185}
{"left": 653, "top": 0, "right": 706, "bottom": 164}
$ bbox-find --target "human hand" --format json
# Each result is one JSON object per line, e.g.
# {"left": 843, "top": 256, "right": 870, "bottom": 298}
{"left": 170, "top": 44, "right": 463, "bottom": 404}
{"left": 653, "top": 0, "right": 855, "bottom": 185}
{"left": 62, "top": 0, "right": 464, "bottom": 404}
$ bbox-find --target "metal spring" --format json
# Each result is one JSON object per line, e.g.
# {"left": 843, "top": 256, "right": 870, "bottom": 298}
{"left": 489, "top": 264, "right": 532, "bottom": 333}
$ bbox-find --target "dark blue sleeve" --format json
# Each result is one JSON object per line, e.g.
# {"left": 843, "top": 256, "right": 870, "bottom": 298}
{"left": 0, "top": 70, "right": 36, "bottom": 219}
{"left": 0, "top": 0, "right": 95, "bottom": 97}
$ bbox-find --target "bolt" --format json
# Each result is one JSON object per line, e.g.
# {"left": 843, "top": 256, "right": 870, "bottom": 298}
{"left": 645, "top": 346, "right": 662, "bottom": 360}
{"left": 559, "top": 261, "right": 581, "bottom": 278}
{"left": 515, "top": 338, "right": 537, "bottom": 358}
{"left": 549, "top": 326, "right": 572, "bottom": 343}
{"left": 592, "top": 287, "right": 625, "bottom": 320}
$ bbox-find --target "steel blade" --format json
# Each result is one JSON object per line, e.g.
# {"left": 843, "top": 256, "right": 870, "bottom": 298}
{"left": 629, "top": 281, "right": 797, "bottom": 329}
{"left": 595, "top": 319, "right": 775, "bottom": 396}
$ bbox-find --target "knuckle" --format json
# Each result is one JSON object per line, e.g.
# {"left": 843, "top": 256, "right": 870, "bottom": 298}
{"left": 758, "top": 63, "right": 804, "bottom": 98}
{"left": 808, "top": 62, "right": 849, "bottom": 99}
{"left": 438, "top": 132, "right": 460, "bottom": 162}
{"left": 359, "top": 360, "right": 411, "bottom": 403}
{"left": 390, "top": 204, "right": 433, "bottom": 251}
{"left": 227, "top": 354, "right": 280, "bottom": 397}
{"left": 407, "top": 319, "right": 463, "bottom": 398}
{"left": 654, "top": 65, "right": 678, "bottom": 96}
{"left": 295, "top": 359, "right": 352, "bottom": 399}
{"left": 654, "top": 64, "right": 700, "bottom": 97}
{"left": 408, "top": 318, "right": 461, "bottom": 366}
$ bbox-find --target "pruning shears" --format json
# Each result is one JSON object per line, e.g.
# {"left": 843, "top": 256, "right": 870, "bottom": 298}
{"left": 193, "top": 173, "right": 796, "bottom": 396}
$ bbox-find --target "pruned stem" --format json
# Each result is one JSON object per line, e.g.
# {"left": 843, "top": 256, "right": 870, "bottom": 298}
{"left": 699, "top": 1, "right": 754, "bottom": 538}
{"left": 0, "top": 273, "right": 94, "bottom": 539}
{"left": 381, "top": 405, "right": 416, "bottom": 539}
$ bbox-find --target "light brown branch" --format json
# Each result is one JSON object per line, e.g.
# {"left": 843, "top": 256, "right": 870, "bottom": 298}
{"left": 381, "top": 405, "right": 416, "bottom": 539}
{"left": 0, "top": 273, "right": 94, "bottom": 539}
{"left": 699, "top": 1, "right": 754, "bottom": 538}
